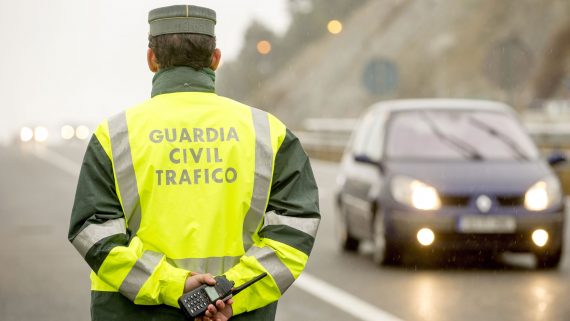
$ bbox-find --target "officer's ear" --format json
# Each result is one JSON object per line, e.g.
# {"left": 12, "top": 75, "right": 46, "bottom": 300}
{"left": 210, "top": 48, "right": 222, "bottom": 71}
{"left": 147, "top": 48, "right": 159, "bottom": 73}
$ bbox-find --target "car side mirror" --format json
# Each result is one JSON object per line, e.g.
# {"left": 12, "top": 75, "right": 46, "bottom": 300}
{"left": 353, "top": 154, "right": 384, "bottom": 172}
{"left": 547, "top": 152, "right": 567, "bottom": 167}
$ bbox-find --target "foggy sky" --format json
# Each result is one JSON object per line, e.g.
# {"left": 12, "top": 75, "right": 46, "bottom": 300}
{"left": 0, "top": 0, "right": 289, "bottom": 144}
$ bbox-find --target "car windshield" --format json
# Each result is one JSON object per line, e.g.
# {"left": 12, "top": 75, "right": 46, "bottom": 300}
{"left": 385, "top": 109, "right": 539, "bottom": 161}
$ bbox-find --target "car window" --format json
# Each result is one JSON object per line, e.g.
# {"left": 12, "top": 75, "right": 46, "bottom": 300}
{"left": 362, "top": 112, "right": 386, "bottom": 161}
{"left": 352, "top": 111, "right": 386, "bottom": 161}
{"left": 351, "top": 113, "right": 376, "bottom": 156}
{"left": 385, "top": 110, "right": 540, "bottom": 161}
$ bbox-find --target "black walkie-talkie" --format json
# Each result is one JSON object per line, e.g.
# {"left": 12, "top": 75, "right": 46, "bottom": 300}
{"left": 178, "top": 273, "right": 267, "bottom": 319}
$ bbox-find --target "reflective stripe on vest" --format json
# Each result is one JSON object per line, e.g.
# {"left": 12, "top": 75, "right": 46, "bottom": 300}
{"left": 242, "top": 108, "right": 273, "bottom": 251}
{"left": 262, "top": 211, "right": 319, "bottom": 238}
{"left": 246, "top": 246, "right": 295, "bottom": 294}
{"left": 108, "top": 111, "right": 142, "bottom": 235}
{"left": 166, "top": 256, "right": 241, "bottom": 275}
{"left": 72, "top": 218, "right": 126, "bottom": 257}
{"left": 119, "top": 250, "right": 164, "bottom": 301}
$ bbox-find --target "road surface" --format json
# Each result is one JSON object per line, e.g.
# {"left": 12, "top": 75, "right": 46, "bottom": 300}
{"left": 1, "top": 142, "right": 569, "bottom": 321}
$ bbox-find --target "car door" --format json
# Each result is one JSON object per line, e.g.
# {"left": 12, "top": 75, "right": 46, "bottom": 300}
{"left": 342, "top": 111, "right": 387, "bottom": 239}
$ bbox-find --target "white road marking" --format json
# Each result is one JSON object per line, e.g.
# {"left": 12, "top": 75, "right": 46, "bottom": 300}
{"left": 35, "top": 148, "right": 404, "bottom": 321}
{"left": 295, "top": 273, "right": 404, "bottom": 321}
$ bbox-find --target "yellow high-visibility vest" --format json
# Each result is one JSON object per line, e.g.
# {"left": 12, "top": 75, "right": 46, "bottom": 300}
{"left": 72, "top": 91, "right": 318, "bottom": 314}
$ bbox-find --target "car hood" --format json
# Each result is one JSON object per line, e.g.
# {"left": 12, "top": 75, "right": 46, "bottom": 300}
{"left": 385, "top": 160, "right": 553, "bottom": 195}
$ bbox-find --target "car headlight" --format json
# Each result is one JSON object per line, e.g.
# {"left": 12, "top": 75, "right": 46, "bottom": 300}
{"left": 75, "top": 125, "right": 91, "bottom": 140}
{"left": 391, "top": 176, "right": 441, "bottom": 210}
{"left": 61, "top": 125, "right": 75, "bottom": 140}
{"left": 34, "top": 126, "right": 49, "bottom": 143}
{"left": 20, "top": 127, "right": 34, "bottom": 142}
{"left": 524, "top": 176, "right": 562, "bottom": 211}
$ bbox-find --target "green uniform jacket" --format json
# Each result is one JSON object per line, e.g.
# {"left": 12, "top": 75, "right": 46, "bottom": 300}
{"left": 68, "top": 67, "right": 320, "bottom": 321}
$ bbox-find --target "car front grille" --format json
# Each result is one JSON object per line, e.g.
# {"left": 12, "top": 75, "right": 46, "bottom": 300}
{"left": 439, "top": 194, "right": 525, "bottom": 208}
{"left": 440, "top": 195, "right": 470, "bottom": 207}
{"left": 496, "top": 195, "right": 525, "bottom": 207}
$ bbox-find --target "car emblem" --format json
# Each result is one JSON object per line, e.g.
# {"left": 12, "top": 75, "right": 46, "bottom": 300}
{"left": 476, "top": 195, "right": 492, "bottom": 213}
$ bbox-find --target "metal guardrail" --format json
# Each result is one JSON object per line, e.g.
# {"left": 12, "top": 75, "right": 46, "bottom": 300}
{"left": 296, "top": 118, "right": 355, "bottom": 161}
{"left": 296, "top": 130, "right": 349, "bottom": 161}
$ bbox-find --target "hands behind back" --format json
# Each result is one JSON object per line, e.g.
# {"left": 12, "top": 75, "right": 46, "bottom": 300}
{"left": 184, "top": 272, "right": 216, "bottom": 293}
{"left": 196, "top": 298, "right": 233, "bottom": 321}
{"left": 184, "top": 272, "right": 234, "bottom": 321}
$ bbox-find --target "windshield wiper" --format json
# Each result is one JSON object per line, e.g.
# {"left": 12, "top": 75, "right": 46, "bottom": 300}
{"left": 421, "top": 112, "right": 484, "bottom": 161}
{"left": 467, "top": 116, "right": 529, "bottom": 161}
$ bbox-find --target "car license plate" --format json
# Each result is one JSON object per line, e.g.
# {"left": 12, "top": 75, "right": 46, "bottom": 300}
{"left": 458, "top": 215, "right": 516, "bottom": 233}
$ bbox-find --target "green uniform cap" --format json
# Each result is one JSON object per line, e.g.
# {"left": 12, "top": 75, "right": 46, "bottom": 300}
{"left": 148, "top": 5, "right": 216, "bottom": 37}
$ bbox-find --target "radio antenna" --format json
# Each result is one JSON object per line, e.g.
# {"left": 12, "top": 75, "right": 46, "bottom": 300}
{"left": 231, "top": 273, "right": 267, "bottom": 296}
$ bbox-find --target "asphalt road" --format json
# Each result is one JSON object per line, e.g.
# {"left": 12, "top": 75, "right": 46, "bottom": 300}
{"left": 1, "top": 142, "right": 569, "bottom": 321}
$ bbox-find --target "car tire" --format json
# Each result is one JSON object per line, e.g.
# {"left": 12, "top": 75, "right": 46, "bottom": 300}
{"left": 383, "top": 241, "right": 403, "bottom": 266}
{"left": 372, "top": 209, "right": 402, "bottom": 266}
{"left": 336, "top": 203, "right": 360, "bottom": 252}
{"left": 535, "top": 247, "right": 562, "bottom": 269}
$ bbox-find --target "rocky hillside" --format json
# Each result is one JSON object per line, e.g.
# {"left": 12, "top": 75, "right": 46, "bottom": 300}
{"left": 247, "top": 0, "right": 570, "bottom": 127}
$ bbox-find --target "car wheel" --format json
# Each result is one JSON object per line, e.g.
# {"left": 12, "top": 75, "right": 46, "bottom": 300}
{"left": 383, "top": 241, "right": 403, "bottom": 266}
{"left": 535, "top": 247, "right": 562, "bottom": 269}
{"left": 372, "top": 209, "right": 402, "bottom": 266}
{"left": 336, "top": 202, "right": 360, "bottom": 252}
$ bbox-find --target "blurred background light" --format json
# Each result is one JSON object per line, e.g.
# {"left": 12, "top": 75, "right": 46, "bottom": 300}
{"left": 61, "top": 125, "right": 75, "bottom": 140}
{"left": 34, "top": 126, "right": 49, "bottom": 143}
{"left": 20, "top": 127, "right": 33, "bottom": 142}
{"left": 327, "top": 20, "right": 343, "bottom": 34}
{"left": 75, "top": 125, "right": 90, "bottom": 140}
{"left": 256, "top": 40, "right": 272, "bottom": 55}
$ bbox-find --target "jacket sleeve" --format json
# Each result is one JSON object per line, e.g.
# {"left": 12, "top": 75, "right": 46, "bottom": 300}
{"left": 68, "top": 123, "right": 189, "bottom": 308}
{"left": 224, "top": 129, "right": 320, "bottom": 315}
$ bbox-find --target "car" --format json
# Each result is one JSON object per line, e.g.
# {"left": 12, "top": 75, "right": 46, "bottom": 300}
{"left": 334, "top": 99, "right": 565, "bottom": 268}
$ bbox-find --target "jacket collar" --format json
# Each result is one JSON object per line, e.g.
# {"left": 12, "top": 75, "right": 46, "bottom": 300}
{"left": 151, "top": 66, "right": 215, "bottom": 98}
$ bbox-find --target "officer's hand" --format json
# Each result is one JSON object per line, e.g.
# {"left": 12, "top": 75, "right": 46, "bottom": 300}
{"left": 184, "top": 272, "right": 216, "bottom": 293}
{"left": 197, "top": 298, "right": 233, "bottom": 321}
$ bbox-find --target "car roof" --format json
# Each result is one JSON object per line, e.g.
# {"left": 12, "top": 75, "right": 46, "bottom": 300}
{"left": 366, "top": 99, "right": 514, "bottom": 114}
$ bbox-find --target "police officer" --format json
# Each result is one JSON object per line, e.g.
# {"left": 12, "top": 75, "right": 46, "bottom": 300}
{"left": 68, "top": 4, "right": 320, "bottom": 321}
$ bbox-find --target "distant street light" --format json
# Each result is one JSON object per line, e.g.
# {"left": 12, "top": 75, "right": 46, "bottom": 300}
{"left": 327, "top": 20, "right": 343, "bottom": 35}
{"left": 256, "top": 40, "right": 272, "bottom": 55}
